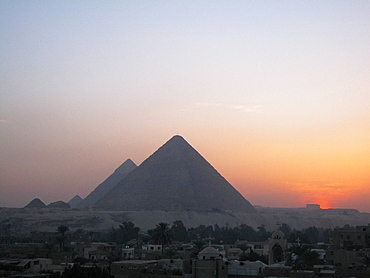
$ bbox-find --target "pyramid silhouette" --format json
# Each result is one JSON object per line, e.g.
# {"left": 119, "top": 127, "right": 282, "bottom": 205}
{"left": 80, "top": 159, "right": 137, "bottom": 207}
{"left": 96, "top": 135, "right": 255, "bottom": 212}
{"left": 25, "top": 198, "right": 46, "bottom": 209}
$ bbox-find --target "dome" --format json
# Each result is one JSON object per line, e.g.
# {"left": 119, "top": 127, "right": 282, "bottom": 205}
{"left": 198, "top": 246, "right": 221, "bottom": 260}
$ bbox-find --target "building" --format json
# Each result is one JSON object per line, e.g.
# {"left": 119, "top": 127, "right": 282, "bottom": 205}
{"left": 111, "top": 259, "right": 183, "bottom": 278}
{"left": 326, "top": 224, "right": 370, "bottom": 269}
{"left": 83, "top": 242, "right": 120, "bottom": 261}
{"left": 268, "top": 230, "right": 288, "bottom": 264}
{"left": 141, "top": 244, "right": 163, "bottom": 260}
{"left": 230, "top": 230, "right": 287, "bottom": 264}
{"left": 192, "top": 246, "right": 228, "bottom": 278}
{"left": 0, "top": 258, "right": 53, "bottom": 274}
{"left": 227, "top": 260, "right": 266, "bottom": 276}
{"left": 122, "top": 246, "right": 135, "bottom": 260}
{"left": 306, "top": 204, "right": 321, "bottom": 210}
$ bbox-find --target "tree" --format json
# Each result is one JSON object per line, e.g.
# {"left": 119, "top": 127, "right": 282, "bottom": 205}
{"left": 108, "top": 221, "right": 141, "bottom": 246}
{"left": 256, "top": 224, "right": 270, "bottom": 241}
{"left": 303, "top": 226, "right": 319, "bottom": 244}
{"left": 287, "top": 245, "right": 323, "bottom": 270}
{"left": 44, "top": 242, "right": 56, "bottom": 258}
{"left": 238, "top": 224, "right": 258, "bottom": 241}
{"left": 151, "top": 222, "right": 173, "bottom": 257}
{"left": 191, "top": 240, "right": 206, "bottom": 258}
{"left": 133, "top": 226, "right": 142, "bottom": 259}
{"left": 244, "top": 249, "right": 268, "bottom": 264}
{"left": 280, "top": 223, "right": 292, "bottom": 239}
{"left": 57, "top": 225, "right": 69, "bottom": 237}
{"left": 119, "top": 221, "right": 139, "bottom": 245}
{"left": 237, "top": 244, "right": 250, "bottom": 261}
{"left": 171, "top": 220, "right": 188, "bottom": 242}
{"left": 56, "top": 225, "right": 69, "bottom": 251}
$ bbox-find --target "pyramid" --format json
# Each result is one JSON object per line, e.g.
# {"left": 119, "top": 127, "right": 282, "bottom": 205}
{"left": 68, "top": 195, "right": 83, "bottom": 209}
{"left": 47, "top": 200, "right": 70, "bottom": 209}
{"left": 79, "top": 159, "right": 137, "bottom": 207}
{"left": 25, "top": 198, "right": 46, "bottom": 208}
{"left": 96, "top": 135, "right": 255, "bottom": 212}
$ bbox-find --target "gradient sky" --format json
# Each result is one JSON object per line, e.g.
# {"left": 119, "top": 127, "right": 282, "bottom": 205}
{"left": 1, "top": 1, "right": 369, "bottom": 212}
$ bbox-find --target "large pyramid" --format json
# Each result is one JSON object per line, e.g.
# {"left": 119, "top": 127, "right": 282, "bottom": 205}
{"left": 79, "top": 159, "right": 137, "bottom": 207}
{"left": 96, "top": 135, "right": 255, "bottom": 212}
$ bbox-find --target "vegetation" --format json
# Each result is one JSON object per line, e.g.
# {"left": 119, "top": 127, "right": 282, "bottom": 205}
{"left": 286, "top": 245, "right": 324, "bottom": 270}
{"left": 56, "top": 224, "right": 69, "bottom": 251}
{"left": 150, "top": 222, "right": 173, "bottom": 257}
{"left": 244, "top": 250, "right": 268, "bottom": 264}
{"left": 106, "top": 220, "right": 329, "bottom": 247}
{"left": 237, "top": 244, "right": 249, "bottom": 261}
{"left": 43, "top": 242, "right": 56, "bottom": 258}
{"left": 190, "top": 240, "right": 206, "bottom": 258}
{"left": 60, "top": 264, "right": 110, "bottom": 278}
{"left": 108, "top": 221, "right": 141, "bottom": 245}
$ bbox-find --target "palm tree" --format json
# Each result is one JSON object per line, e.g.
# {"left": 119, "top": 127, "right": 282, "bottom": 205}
{"left": 237, "top": 244, "right": 250, "bottom": 261}
{"left": 133, "top": 226, "right": 142, "bottom": 259}
{"left": 152, "top": 222, "right": 172, "bottom": 258}
{"left": 56, "top": 225, "right": 69, "bottom": 251}
{"left": 191, "top": 240, "right": 206, "bottom": 258}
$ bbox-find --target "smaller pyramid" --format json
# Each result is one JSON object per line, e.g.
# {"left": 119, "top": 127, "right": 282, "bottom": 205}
{"left": 25, "top": 198, "right": 46, "bottom": 208}
{"left": 79, "top": 159, "right": 137, "bottom": 207}
{"left": 68, "top": 195, "right": 83, "bottom": 209}
{"left": 47, "top": 201, "right": 70, "bottom": 209}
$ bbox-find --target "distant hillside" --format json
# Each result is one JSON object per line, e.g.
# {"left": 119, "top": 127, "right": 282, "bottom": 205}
{"left": 79, "top": 159, "right": 137, "bottom": 207}
{"left": 1, "top": 207, "right": 370, "bottom": 235}
{"left": 97, "top": 135, "right": 255, "bottom": 212}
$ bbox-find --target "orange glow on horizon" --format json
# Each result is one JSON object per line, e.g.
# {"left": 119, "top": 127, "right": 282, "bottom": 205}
{"left": 199, "top": 129, "right": 370, "bottom": 211}
{"left": 319, "top": 204, "right": 331, "bottom": 210}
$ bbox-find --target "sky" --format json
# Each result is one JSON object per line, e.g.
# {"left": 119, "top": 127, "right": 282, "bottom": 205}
{"left": 1, "top": 1, "right": 369, "bottom": 212}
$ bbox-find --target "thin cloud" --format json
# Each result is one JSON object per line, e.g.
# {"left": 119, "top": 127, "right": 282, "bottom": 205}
{"left": 194, "top": 102, "right": 263, "bottom": 113}
{"left": 0, "top": 119, "right": 8, "bottom": 123}
{"left": 282, "top": 180, "right": 348, "bottom": 191}
{"left": 281, "top": 180, "right": 352, "bottom": 201}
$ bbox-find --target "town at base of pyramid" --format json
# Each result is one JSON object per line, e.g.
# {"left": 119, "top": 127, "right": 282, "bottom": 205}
{"left": 14, "top": 135, "right": 370, "bottom": 277}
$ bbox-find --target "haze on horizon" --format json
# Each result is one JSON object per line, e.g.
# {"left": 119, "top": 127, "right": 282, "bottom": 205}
{"left": 1, "top": 1, "right": 369, "bottom": 212}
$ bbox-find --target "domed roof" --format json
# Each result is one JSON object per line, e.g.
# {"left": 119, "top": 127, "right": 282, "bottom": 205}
{"left": 198, "top": 246, "right": 221, "bottom": 260}
{"left": 199, "top": 246, "right": 219, "bottom": 255}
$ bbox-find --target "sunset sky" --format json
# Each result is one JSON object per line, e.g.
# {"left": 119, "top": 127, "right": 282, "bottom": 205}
{"left": 1, "top": 1, "right": 369, "bottom": 212}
